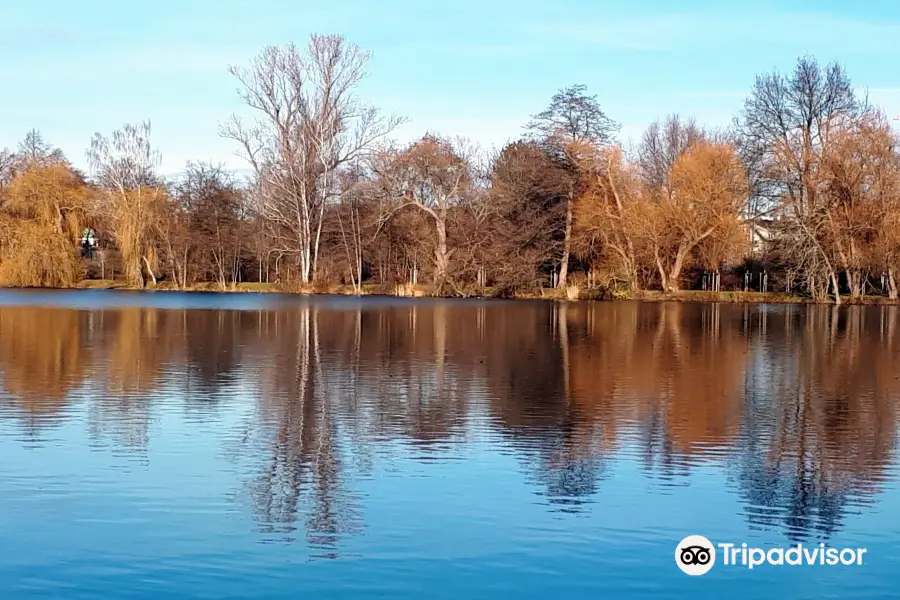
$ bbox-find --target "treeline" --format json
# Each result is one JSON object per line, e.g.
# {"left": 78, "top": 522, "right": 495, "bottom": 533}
{"left": 1, "top": 35, "right": 899, "bottom": 303}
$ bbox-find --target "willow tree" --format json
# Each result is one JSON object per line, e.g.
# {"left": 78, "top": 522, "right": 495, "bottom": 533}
{"left": 222, "top": 34, "right": 403, "bottom": 285}
{"left": 0, "top": 220, "right": 82, "bottom": 288}
{"left": 4, "top": 164, "right": 88, "bottom": 236}
{"left": 0, "top": 164, "right": 89, "bottom": 287}
{"left": 87, "top": 121, "right": 166, "bottom": 287}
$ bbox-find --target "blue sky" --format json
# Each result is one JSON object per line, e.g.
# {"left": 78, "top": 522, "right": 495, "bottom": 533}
{"left": 3, "top": 0, "right": 900, "bottom": 175}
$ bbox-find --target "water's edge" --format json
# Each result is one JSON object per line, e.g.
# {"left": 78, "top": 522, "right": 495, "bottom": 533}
{"left": 1, "top": 282, "right": 895, "bottom": 305}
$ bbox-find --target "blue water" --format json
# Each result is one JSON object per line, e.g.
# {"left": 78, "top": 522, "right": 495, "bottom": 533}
{"left": 0, "top": 291, "right": 898, "bottom": 598}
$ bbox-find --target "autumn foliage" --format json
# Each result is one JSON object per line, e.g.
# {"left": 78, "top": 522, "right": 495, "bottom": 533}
{"left": 0, "top": 162, "right": 88, "bottom": 287}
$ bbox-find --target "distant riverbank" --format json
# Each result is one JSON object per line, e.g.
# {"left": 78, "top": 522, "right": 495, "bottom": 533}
{"left": 0, "top": 280, "right": 874, "bottom": 305}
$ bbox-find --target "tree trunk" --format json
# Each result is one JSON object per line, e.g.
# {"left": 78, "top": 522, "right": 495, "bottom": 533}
{"left": 655, "top": 254, "right": 668, "bottom": 293}
{"left": 355, "top": 229, "right": 363, "bottom": 293}
{"left": 141, "top": 255, "right": 157, "bottom": 286}
{"left": 664, "top": 249, "right": 689, "bottom": 293}
{"left": 215, "top": 255, "right": 227, "bottom": 291}
{"left": 183, "top": 248, "right": 190, "bottom": 289}
{"left": 830, "top": 271, "right": 841, "bottom": 305}
{"left": 847, "top": 269, "right": 863, "bottom": 298}
{"left": 434, "top": 218, "right": 450, "bottom": 289}
{"left": 627, "top": 261, "right": 639, "bottom": 293}
{"left": 889, "top": 269, "right": 898, "bottom": 300}
{"left": 312, "top": 214, "right": 324, "bottom": 284}
{"left": 300, "top": 246, "right": 311, "bottom": 285}
{"left": 557, "top": 193, "right": 573, "bottom": 289}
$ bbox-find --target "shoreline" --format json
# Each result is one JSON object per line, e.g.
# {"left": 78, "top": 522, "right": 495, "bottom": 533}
{"left": 0, "top": 280, "right": 898, "bottom": 305}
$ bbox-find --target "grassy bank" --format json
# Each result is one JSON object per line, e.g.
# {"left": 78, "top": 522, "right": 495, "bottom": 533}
{"left": 75, "top": 280, "right": 404, "bottom": 295}
{"left": 76, "top": 280, "right": 281, "bottom": 293}
{"left": 630, "top": 290, "right": 900, "bottom": 305}
{"left": 633, "top": 290, "right": 807, "bottom": 304}
{"left": 1, "top": 280, "right": 888, "bottom": 305}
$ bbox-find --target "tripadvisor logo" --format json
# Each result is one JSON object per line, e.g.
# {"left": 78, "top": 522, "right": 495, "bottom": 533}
{"left": 675, "top": 535, "right": 716, "bottom": 576}
{"left": 674, "top": 535, "right": 867, "bottom": 576}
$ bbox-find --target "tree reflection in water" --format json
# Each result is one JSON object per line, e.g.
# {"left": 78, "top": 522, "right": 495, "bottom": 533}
{"left": 1, "top": 298, "right": 898, "bottom": 553}
{"left": 732, "top": 305, "right": 899, "bottom": 541}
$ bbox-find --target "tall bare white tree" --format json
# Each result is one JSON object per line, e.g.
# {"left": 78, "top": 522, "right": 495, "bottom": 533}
{"left": 222, "top": 34, "right": 404, "bottom": 285}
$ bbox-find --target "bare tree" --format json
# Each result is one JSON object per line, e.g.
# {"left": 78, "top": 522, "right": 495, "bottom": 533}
{"left": 334, "top": 164, "right": 375, "bottom": 293}
{"left": 162, "top": 162, "right": 246, "bottom": 289}
{"left": 87, "top": 121, "right": 166, "bottom": 287}
{"left": 374, "top": 135, "right": 474, "bottom": 292}
{"left": 526, "top": 84, "right": 619, "bottom": 288}
{"left": 527, "top": 85, "right": 618, "bottom": 147}
{"left": 737, "top": 56, "right": 860, "bottom": 214}
{"left": 736, "top": 56, "right": 864, "bottom": 301}
{"left": 639, "top": 114, "right": 705, "bottom": 197}
{"left": 221, "top": 34, "right": 404, "bottom": 285}
{"left": 0, "top": 131, "right": 66, "bottom": 198}
{"left": 17, "top": 129, "right": 67, "bottom": 168}
{"left": 0, "top": 149, "right": 17, "bottom": 201}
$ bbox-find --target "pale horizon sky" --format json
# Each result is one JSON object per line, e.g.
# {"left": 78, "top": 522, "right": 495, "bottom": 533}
{"left": 3, "top": 0, "right": 900, "bottom": 176}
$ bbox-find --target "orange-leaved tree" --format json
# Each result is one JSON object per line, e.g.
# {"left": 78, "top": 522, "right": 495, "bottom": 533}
{"left": 650, "top": 141, "right": 748, "bottom": 292}
{"left": 573, "top": 145, "right": 648, "bottom": 293}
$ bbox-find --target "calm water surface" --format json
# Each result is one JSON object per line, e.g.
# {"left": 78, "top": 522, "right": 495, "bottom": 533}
{"left": 1, "top": 290, "right": 899, "bottom": 598}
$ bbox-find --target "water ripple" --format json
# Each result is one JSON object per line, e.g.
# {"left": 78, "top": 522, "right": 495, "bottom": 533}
{"left": 1, "top": 296, "right": 899, "bottom": 598}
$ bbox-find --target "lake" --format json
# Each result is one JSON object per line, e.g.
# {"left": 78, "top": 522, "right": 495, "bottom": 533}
{"left": 1, "top": 290, "right": 898, "bottom": 599}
